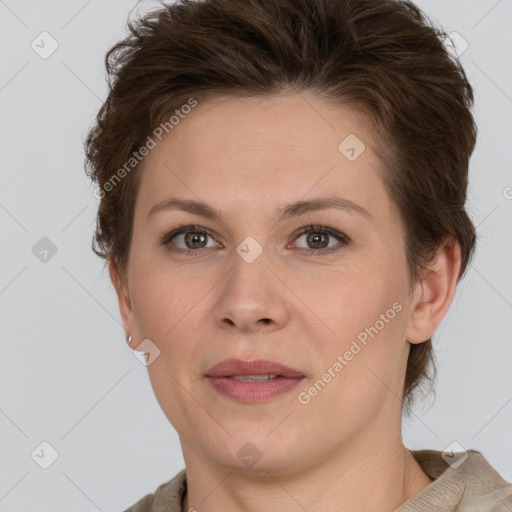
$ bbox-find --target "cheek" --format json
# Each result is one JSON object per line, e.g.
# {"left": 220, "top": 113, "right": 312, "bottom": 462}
{"left": 128, "top": 268, "right": 195, "bottom": 363}
{"left": 305, "top": 264, "right": 396, "bottom": 333}
{"left": 128, "top": 256, "right": 214, "bottom": 381}
{"left": 129, "top": 262, "right": 204, "bottom": 424}
{"left": 305, "top": 260, "right": 408, "bottom": 384}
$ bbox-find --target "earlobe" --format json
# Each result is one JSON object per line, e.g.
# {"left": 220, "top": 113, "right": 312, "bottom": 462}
{"left": 405, "top": 237, "right": 462, "bottom": 345}
{"left": 108, "top": 257, "right": 136, "bottom": 338}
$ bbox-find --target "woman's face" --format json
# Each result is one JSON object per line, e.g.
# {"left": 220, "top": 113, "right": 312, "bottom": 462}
{"left": 112, "top": 93, "right": 430, "bottom": 474}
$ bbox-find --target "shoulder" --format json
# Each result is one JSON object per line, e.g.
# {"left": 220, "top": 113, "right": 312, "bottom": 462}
{"left": 122, "top": 469, "right": 187, "bottom": 512}
{"left": 407, "top": 449, "right": 512, "bottom": 512}
{"left": 456, "top": 450, "right": 512, "bottom": 511}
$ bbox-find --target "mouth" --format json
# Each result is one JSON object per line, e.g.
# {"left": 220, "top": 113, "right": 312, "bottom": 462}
{"left": 206, "top": 358, "right": 305, "bottom": 378}
{"left": 228, "top": 374, "right": 285, "bottom": 382}
{"left": 205, "top": 358, "right": 305, "bottom": 403}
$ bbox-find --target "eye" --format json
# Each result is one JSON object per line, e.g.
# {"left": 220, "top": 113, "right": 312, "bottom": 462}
{"left": 160, "top": 223, "right": 350, "bottom": 256}
{"left": 160, "top": 225, "right": 220, "bottom": 255}
{"left": 290, "top": 224, "right": 350, "bottom": 256}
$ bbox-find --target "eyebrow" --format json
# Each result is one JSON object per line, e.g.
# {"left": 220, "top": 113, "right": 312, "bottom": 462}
{"left": 147, "top": 196, "right": 371, "bottom": 223}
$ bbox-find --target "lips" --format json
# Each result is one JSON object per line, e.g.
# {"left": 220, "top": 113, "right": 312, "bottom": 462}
{"left": 206, "top": 358, "right": 305, "bottom": 378}
{"left": 205, "top": 358, "right": 305, "bottom": 403}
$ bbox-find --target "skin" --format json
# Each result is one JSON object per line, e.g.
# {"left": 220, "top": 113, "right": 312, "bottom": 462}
{"left": 109, "top": 92, "right": 461, "bottom": 512}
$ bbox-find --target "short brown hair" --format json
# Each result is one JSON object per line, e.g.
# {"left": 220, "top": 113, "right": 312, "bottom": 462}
{"left": 84, "top": 0, "right": 477, "bottom": 416}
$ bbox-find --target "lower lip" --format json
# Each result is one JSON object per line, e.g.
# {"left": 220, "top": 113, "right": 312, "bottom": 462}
{"left": 206, "top": 376, "right": 304, "bottom": 403}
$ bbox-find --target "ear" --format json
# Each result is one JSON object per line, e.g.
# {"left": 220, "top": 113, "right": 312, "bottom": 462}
{"left": 108, "top": 257, "right": 139, "bottom": 346}
{"left": 405, "top": 237, "right": 462, "bottom": 344}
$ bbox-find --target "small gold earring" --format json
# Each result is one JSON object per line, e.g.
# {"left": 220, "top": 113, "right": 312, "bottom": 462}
{"left": 127, "top": 333, "right": 133, "bottom": 345}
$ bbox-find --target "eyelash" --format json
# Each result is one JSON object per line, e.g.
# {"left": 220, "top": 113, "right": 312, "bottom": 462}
{"left": 159, "top": 224, "right": 351, "bottom": 257}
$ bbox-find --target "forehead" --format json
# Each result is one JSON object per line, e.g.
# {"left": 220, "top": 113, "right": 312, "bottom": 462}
{"left": 136, "top": 93, "right": 396, "bottom": 226}
{"left": 155, "top": 93, "right": 373, "bottom": 168}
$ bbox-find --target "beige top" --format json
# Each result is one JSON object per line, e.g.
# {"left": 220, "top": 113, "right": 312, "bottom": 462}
{"left": 123, "top": 449, "right": 512, "bottom": 511}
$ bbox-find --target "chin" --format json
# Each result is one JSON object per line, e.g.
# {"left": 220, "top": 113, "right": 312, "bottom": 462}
{"left": 202, "top": 432, "right": 311, "bottom": 475}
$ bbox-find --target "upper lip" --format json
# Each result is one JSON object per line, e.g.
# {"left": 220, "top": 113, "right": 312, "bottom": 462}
{"left": 206, "top": 358, "right": 305, "bottom": 378}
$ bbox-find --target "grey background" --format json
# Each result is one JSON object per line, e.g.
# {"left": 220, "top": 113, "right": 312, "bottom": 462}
{"left": 0, "top": 0, "right": 511, "bottom": 510}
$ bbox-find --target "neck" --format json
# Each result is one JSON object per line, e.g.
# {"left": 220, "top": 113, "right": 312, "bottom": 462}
{"left": 180, "top": 429, "right": 433, "bottom": 512}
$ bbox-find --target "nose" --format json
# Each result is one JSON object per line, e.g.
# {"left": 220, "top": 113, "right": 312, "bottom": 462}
{"left": 212, "top": 249, "right": 290, "bottom": 333}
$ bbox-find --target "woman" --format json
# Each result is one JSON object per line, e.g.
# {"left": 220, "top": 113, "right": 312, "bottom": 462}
{"left": 84, "top": 0, "right": 512, "bottom": 510}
